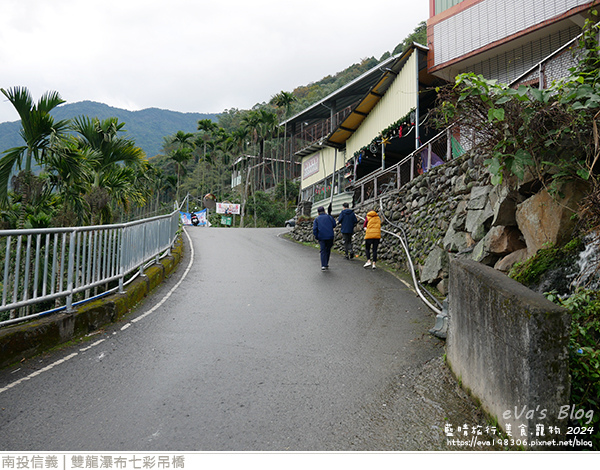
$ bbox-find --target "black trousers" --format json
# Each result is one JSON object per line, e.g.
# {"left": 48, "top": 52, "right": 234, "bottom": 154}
{"left": 342, "top": 232, "right": 353, "bottom": 256}
{"left": 319, "top": 239, "right": 334, "bottom": 267}
{"left": 365, "top": 238, "right": 380, "bottom": 262}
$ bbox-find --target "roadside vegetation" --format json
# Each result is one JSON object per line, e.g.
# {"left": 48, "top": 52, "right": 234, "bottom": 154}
{"left": 0, "top": 87, "right": 150, "bottom": 228}
{"left": 436, "top": 15, "right": 600, "bottom": 444}
{"left": 0, "top": 21, "right": 426, "bottom": 230}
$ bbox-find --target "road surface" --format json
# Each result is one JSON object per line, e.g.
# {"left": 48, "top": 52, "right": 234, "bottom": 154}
{"left": 0, "top": 227, "right": 487, "bottom": 451}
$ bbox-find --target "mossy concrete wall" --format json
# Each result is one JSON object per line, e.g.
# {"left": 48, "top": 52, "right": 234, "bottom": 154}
{"left": 0, "top": 236, "right": 184, "bottom": 369}
{"left": 447, "top": 257, "right": 571, "bottom": 443}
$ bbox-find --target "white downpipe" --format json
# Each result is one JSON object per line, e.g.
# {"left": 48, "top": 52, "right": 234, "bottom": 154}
{"left": 359, "top": 200, "right": 443, "bottom": 316}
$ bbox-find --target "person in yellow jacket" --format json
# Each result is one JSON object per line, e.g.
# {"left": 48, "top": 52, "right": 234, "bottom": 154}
{"left": 363, "top": 210, "right": 381, "bottom": 269}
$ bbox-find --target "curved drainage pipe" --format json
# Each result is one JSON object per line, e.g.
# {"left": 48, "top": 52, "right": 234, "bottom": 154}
{"left": 358, "top": 200, "right": 448, "bottom": 338}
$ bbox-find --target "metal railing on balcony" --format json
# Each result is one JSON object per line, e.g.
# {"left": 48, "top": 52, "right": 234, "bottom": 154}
{"left": 0, "top": 211, "right": 180, "bottom": 327}
{"left": 349, "top": 24, "right": 590, "bottom": 207}
{"left": 509, "top": 30, "right": 581, "bottom": 89}
{"left": 351, "top": 125, "right": 475, "bottom": 206}
{"left": 291, "top": 103, "right": 357, "bottom": 154}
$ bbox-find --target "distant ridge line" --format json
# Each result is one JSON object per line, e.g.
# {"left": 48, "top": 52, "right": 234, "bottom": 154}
{"left": 0, "top": 100, "right": 219, "bottom": 158}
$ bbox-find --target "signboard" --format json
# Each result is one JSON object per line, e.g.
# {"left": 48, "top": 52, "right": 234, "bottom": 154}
{"left": 216, "top": 202, "right": 240, "bottom": 215}
{"left": 303, "top": 153, "right": 319, "bottom": 179}
{"left": 180, "top": 209, "right": 207, "bottom": 226}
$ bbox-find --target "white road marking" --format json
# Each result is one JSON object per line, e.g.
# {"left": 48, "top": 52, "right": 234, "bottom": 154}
{"left": 132, "top": 228, "right": 195, "bottom": 324}
{"left": 0, "top": 353, "right": 79, "bottom": 394}
{"left": 79, "top": 339, "right": 106, "bottom": 352}
{"left": 0, "top": 229, "right": 194, "bottom": 395}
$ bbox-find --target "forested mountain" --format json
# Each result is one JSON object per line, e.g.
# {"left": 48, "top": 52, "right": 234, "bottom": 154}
{"left": 0, "top": 101, "right": 217, "bottom": 158}
{"left": 256, "top": 21, "right": 427, "bottom": 119}
{"left": 0, "top": 21, "right": 427, "bottom": 229}
{"left": 0, "top": 21, "right": 426, "bottom": 160}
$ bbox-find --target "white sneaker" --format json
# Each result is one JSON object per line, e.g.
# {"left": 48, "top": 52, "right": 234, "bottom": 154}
{"left": 372, "top": 262, "right": 377, "bottom": 270}
{"left": 363, "top": 261, "right": 371, "bottom": 268}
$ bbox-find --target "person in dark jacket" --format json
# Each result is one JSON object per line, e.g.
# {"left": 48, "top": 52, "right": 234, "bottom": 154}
{"left": 312, "top": 206, "right": 336, "bottom": 270}
{"left": 338, "top": 202, "right": 357, "bottom": 260}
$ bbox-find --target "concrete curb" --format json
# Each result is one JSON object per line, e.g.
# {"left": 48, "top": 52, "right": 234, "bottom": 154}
{"left": 0, "top": 235, "right": 184, "bottom": 369}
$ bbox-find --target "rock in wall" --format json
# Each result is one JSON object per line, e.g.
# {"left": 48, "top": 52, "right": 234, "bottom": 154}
{"left": 289, "top": 151, "right": 586, "bottom": 295}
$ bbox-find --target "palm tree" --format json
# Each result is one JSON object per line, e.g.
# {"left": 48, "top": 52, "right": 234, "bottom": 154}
{"left": 71, "top": 116, "right": 147, "bottom": 224}
{"left": 240, "top": 110, "right": 266, "bottom": 226}
{"left": 171, "top": 147, "right": 193, "bottom": 202}
{"left": 241, "top": 109, "right": 278, "bottom": 191}
{"left": 230, "top": 126, "right": 251, "bottom": 227}
{"left": 0, "top": 87, "right": 68, "bottom": 176}
{"left": 272, "top": 91, "right": 297, "bottom": 160}
{"left": 145, "top": 164, "right": 172, "bottom": 215}
{"left": 43, "top": 135, "right": 94, "bottom": 225}
{"left": 272, "top": 91, "right": 297, "bottom": 207}
{"left": 256, "top": 109, "right": 278, "bottom": 190}
{"left": 0, "top": 87, "right": 69, "bottom": 227}
{"left": 196, "top": 119, "right": 220, "bottom": 194}
{"left": 171, "top": 131, "right": 195, "bottom": 152}
{"left": 169, "top": 131, "right": 195, "bottom": 202}
{"left": 211, "top": 130, "right": 236, "bottom": 198}
{"left": 197, "top": 119, "right": 218, "bottom": 135}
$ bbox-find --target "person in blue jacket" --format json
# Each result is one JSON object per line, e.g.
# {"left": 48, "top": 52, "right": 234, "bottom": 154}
{"left": 338, "top": 202, "right": 358, "bottom": 260}
{"left": 312, "top": 206, "right": 336, "bottom": 270}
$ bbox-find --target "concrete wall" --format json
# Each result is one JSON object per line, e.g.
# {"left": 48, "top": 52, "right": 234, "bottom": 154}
{"left": 447, "top": 257, "right": 571, "bottom": 439}
{"left": 0, "top": 237, "right": 184, "bottom": 369}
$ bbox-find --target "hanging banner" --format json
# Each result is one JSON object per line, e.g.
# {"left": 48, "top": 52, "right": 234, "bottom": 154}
{"left": 180, "top": 209, "right": 208, "bottom": 226}
{"left": 216, "top": 202, "right": 240, "bottom": 215}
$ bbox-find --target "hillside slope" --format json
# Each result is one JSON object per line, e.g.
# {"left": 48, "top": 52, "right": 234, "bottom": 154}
{"left": 0, "top": 101, "right": 217, "bottom": 158}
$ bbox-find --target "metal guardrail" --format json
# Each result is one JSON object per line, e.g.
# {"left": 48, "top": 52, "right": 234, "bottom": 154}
{"left": 291, "top": 103, "right": 357, "bottom": 155}
{"left": 0, "top": 211, "right": 180, "bottom": 326}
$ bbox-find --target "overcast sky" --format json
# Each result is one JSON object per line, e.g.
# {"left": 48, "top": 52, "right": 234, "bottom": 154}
{"left": 0, "top": 0, "right": 429, "bottom": 124}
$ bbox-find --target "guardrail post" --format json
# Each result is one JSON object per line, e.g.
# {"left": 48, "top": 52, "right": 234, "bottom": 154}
{"left": 13, "top": 236, "right": 22, "bottom": 305}
{"left": 427, "top": 143, "right": 432, "bottom": 171}
{"left": 2, "top": 236, "right": 11, "bottom": 307}
{"left": 139, "top": 223, "right": 146, "bottom": 276}
{"left": 118, "top": 227, "right": 125, "bottom": 294}
{"left": 66, "top": 230, "right": 76, "bottom": 312}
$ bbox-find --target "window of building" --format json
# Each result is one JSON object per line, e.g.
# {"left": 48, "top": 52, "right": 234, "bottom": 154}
{"left": 435, "top": 0, "right": 465, "bottom": 15}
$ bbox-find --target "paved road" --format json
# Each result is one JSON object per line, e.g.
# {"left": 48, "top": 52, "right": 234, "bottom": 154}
{"left": 0, "top": 227, "right": 486, "bottom": 451}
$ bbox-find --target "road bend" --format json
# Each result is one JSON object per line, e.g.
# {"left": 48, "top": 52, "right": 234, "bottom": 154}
{"left": 0, "top": 227, "right": 456, "bottom": 451}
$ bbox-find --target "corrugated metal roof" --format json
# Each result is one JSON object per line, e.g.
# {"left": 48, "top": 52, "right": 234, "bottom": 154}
{"left": 328, "top": 44, "right": 427, "bottom": 146}
{"left": 282, "top": 44, "right": 429, "bottom": 149}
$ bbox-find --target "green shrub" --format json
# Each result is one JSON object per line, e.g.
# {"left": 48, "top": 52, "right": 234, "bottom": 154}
{"left": 546, "top": 289, "right": 600, "bottom": 448}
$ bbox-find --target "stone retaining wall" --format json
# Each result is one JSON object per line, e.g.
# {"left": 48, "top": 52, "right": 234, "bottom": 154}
{"left": 291, "top": 150, "right": 584, "bottom": 297}
{"left": 290, "top": 152, "right": 490, "bottom": 287}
